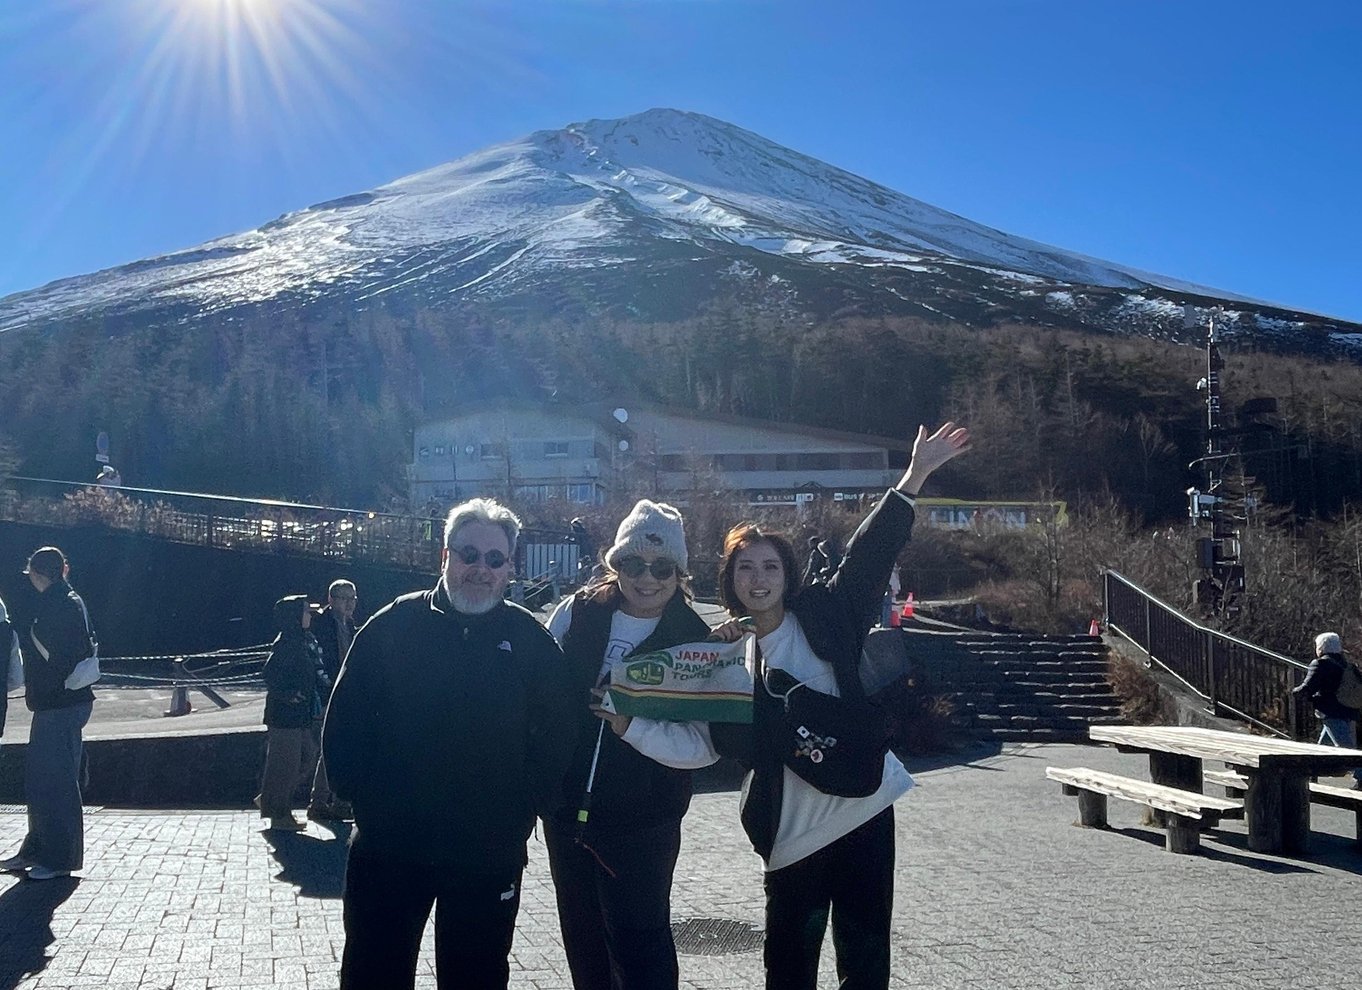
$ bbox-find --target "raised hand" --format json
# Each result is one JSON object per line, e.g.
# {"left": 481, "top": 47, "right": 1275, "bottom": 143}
{"left": 898, "top": 422, "right": 971, "bottom": 495}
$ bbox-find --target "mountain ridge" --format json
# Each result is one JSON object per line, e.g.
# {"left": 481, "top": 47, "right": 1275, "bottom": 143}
{"left": 1, "top": 108, "right": 1355, "bottom": 354}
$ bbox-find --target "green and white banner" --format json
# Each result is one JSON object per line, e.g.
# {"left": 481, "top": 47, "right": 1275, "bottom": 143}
{"left": 600, "top": 637, "right": 754, "bottom": 723}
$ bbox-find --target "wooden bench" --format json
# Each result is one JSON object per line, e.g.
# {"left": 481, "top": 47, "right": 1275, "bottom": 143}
{"left": 1304, "top": 782, "right": 1362, "bottom": 845}
{"left": 1204, "top": 768, "right": 1248, "bottom": 797}
{"left": 1207, "top": 769, "right": 1361, "bottom": 844}
{"left": 1047, "top": 766, "right": 1242, "bottom": 854}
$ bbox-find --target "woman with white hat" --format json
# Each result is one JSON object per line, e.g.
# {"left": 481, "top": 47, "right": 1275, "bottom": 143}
{"left": 544, "top": 499, "right": 714, "bottom": 990}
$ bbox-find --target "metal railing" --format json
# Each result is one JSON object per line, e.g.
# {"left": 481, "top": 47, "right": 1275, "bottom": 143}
{"left": 1104, "top": 569, "right": 1315, "bottom": 739}
{"left": 0, "top": 476, "right": 574, "bottom": 579}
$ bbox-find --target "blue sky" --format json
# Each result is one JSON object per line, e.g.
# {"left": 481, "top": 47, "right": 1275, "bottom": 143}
{"left": 2, "top": 0, "right": 1360, "bottom": 321}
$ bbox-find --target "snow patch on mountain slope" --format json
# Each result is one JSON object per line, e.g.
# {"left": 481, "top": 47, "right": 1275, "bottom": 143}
{"left": 0, "top": 108, "right": 1295, "bottom": 333}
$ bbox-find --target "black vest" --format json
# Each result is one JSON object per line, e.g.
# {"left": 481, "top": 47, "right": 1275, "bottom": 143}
{"left": 554, "top": 588, "right": 711, "bottom": 833}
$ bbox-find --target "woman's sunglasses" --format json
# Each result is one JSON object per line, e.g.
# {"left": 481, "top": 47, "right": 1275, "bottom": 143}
{"left": 616, "top": 557, "right": 679, "bottom": 580}
{"left": 452, "top": 546, "right": 509, "bottom": 569}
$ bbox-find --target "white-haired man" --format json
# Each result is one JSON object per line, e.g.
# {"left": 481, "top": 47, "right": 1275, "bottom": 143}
{"left": 323, "top": 498, "right": 577, "bottom": 989}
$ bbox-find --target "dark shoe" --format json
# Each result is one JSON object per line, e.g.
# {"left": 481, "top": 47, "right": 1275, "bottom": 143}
{"left": 26, "top": 866, "right": 72, "bottom": 881}
{"left": 0, "top": 854, "right": 33, "bottom": 872}
{"left": 306, "top": 804, "right": 336, "bottom": 822}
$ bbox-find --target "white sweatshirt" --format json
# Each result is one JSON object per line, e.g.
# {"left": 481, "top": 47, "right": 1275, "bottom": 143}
{"left": 757, "top": 613, "right": 912, "bottom": 871}
{"left": 546, "top": 597, "right": 718, "bottom": 771}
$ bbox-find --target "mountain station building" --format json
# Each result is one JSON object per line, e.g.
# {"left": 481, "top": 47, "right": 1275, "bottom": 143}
{"left": 408, "top": 403, "right": 910, "bottom": 509}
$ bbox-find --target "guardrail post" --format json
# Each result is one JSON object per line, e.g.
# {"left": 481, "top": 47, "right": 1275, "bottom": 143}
{"left": 164, "top": 657, "right": 192, "bottom": 717}
{"left": 1143, "top": 592, "right": 1152, "bottom": 656}
{"left": 1204, "top": 630, "right": 1218, "bottom": 717}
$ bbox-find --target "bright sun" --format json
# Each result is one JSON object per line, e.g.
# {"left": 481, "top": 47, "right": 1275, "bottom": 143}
{"left": 123, "top": 0, "right": 373, "bottom": 141}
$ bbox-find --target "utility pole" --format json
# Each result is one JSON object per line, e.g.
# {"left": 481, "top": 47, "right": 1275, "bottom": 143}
{"left": 1187, "top": 307, "right": 1246, "bottom": 617}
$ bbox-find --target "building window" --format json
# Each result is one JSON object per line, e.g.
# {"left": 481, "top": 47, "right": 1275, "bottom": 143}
{"left": 480, "top": 442, "right": 505, "bottom": 459}
{"left": 842, "top": 452, "right": 883, "bottom": 469}
{"left": 796, "top": 453, "right": 838, "bottom": 471}
{"left": 568, "top": 484, "right": 596, "bottom": 503}
{"left": 544, "top": 441, "right": 570, "bottom": 458}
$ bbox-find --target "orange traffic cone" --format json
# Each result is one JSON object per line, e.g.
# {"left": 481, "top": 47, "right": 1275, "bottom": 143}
{"left": 1088, "top": 618, "right": 1101, "bottom": 637}
{"left": 902, "top": 592, "right": 915, "bottom": 621}
{"left": 164, "top": 684, "right": 192, "bottom": 717}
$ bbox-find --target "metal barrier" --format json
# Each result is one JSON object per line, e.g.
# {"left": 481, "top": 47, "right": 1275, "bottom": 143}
{"left": 0, "top": 476, "right": 572, "bottom": 577}
{"left": 1104, "top": 569, "right": 1315, "bottom": 739}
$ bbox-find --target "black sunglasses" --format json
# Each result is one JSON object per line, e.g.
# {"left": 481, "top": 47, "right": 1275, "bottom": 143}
{"left": 452, "top": 545, "right": 510, "bottom": 569}
{"left": 616, "top": 557, "right": 679, "bottom": 580}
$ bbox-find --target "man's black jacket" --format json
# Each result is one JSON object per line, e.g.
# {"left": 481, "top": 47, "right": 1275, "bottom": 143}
{"left": 322, "top": 583, "right": 577, "bottom": 875}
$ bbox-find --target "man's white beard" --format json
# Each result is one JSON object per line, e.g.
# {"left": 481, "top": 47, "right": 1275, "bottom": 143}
{"left": 449, "top": 585, "right": 500, "bottom": 615}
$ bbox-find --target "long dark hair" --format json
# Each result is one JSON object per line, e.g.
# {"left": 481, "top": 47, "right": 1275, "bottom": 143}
{"left": 717, "top": 524, "right": 801, "bottom": 616}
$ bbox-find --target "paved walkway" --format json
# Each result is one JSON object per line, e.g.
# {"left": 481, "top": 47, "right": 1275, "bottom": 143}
{"left": 1, "top": 741, "right": 1359, "bottom": 989}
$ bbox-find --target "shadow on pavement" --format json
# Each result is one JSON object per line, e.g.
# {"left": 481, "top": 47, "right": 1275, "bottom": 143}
{"left": 0, "top": 875, "right": 81, "bottom": 990}
{"left": 1109, "top": 826, "right": 1321, "bottom": 874}
{"left": 264, "top": 822, "right": 351, "bottom": 898}
{"left": 694, "top": 741, "right": 1009, "bottom": 794}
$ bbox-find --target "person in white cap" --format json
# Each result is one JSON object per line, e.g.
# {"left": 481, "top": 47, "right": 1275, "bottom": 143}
{"left": 544, "top": 499, "right": 714, "bottom": 990}
{"left": 95, "top": 465, "right": 121, "bottom": 487}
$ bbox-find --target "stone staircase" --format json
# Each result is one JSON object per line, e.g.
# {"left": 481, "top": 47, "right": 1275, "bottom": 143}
{"left": 904, "top": 626, "right": 1127, "bottom": 742}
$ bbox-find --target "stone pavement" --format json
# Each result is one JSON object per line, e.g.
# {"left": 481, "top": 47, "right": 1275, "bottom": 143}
{"left": 1, "top": 740, "right": 1360, "bottom": 989}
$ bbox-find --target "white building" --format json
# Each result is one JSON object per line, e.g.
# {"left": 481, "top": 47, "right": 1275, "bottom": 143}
{"left": 409, "top": 403, "right": 908, "bottom": 508}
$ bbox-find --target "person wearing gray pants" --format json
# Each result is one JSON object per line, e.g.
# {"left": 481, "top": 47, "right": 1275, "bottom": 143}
{"left": 1, "top": 546, "right": 97, "bottom": 881}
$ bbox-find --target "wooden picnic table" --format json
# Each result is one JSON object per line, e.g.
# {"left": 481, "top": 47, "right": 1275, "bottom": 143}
{"left": 1089, "top": 725, "right": 1362, "bottom": 854}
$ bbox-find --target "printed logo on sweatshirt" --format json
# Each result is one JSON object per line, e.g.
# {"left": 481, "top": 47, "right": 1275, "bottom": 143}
{"left": 499, "top": 883, "right": 517, "bottom": 902}
{"left": 497, "top": 641, "right": 513, "bottom": 652}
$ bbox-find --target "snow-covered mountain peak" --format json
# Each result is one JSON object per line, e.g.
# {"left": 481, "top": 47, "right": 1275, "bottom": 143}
{"left": 0, "top": 108, "right": 1342, "bottom": 347}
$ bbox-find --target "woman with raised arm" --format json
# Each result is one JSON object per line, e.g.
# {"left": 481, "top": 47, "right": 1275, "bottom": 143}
{"left": 544, "top": 500, "right": 716, "bottom": 990}
{"left": 711, "top": 422, "right": 970, "bottom": 990}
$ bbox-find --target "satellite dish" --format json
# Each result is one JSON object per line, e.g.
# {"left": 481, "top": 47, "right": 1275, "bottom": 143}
{"left": 613, "top": 407, "right": 629, "bottom": 424}
{"left": 618, "top": 440, "right": 630, "bottom": 452}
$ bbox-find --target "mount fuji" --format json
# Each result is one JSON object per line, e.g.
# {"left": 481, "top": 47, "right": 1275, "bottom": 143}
{"left": 0, "top": 108, "right": 1353, "bottom": 351}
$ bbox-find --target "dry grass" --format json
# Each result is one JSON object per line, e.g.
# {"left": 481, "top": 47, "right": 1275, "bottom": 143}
{"left": 1106, "top": 655, "right": 1171, "bottom": 725}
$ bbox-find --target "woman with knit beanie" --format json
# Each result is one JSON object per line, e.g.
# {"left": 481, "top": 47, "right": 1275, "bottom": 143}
{"left": 545, "top": 499, "right": 714, "bottom": 990}
{"left": 256, "top": 595, "right": 329, "bottom": 831}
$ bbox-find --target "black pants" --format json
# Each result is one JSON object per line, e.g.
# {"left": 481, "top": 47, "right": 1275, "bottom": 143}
{"left": 544, "top": 819, "right": 682, "bottom": 990}
{"left": 339, "top": 834, "right": 523, "bottom": 990}
{"left": 763, "top": 808, "right": 895, "bottom": 990}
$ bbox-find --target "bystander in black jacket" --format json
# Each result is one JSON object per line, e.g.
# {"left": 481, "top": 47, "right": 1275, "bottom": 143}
{"left": 262, "top": 614, "right": 326, "bottom": 730}
{"left": 24, "top": 578, "right": 96, "bottom": 713}
{"left": 311, "top": 603, "right": 354, "bottom": 686}
{"left": 1294, "top": 651, "right": 1359, "bottom": 720}
{"left": 323, "top": 582, "right": 577, "bottom": 876}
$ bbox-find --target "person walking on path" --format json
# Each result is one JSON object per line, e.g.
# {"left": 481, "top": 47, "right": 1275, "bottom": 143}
{"left": 307, "top": 579, "right": 357, "bottom": 821}
{"left": 323, "top": 497, "right": 578, "bottom": 990}
{"left": 256, "top": 595, "right": 328, "bottom": 831}
{"left": 1293, "top": 631, "right": 1362, "bottom": 788}
{"left": 709, "top": 422, "right": 970, "bottom": 990}
{"left": 545, "top": 499, "right": 715, "bottom": 990}
{"left": 0, "top": 547, "right": 97, "bottom": 881}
